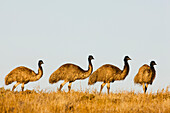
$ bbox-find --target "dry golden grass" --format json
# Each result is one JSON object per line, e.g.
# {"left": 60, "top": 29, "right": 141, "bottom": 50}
{"left": 0, "top": 87, "right": 169, "bottom": 113}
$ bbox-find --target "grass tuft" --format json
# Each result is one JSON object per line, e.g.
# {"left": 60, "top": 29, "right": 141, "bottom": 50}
{"left": 0, "top": 86, "right": 169, "bottom": 113}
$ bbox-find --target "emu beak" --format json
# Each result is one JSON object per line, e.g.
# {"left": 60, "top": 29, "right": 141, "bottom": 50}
{"left": 128, "top": 58, "right": 131, "bottom": 60}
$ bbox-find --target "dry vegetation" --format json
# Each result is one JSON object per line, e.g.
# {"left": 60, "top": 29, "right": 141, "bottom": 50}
{"left": 0, "top": 87, "right": 169, "bottom": 113}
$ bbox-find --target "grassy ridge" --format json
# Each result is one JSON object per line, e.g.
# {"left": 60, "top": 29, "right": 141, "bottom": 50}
{"left": 0, "top": 87, "right": 169, "bottom": 113}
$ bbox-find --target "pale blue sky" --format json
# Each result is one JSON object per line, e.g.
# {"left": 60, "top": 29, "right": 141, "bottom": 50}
{"left": 0, "top": 0, "right": 169, "bottom": 93}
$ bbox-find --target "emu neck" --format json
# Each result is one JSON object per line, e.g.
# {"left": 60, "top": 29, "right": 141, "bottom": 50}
{"left": 88, "top": 59, "right": 93, "bottom": 72}
{"left": 150, "top": 64, "right": 155, "bottom": 74}
{"left": 81, "top": 59, "right": 93, "bottom": 79}
{"left": 37, "top": 65, "right": 43, "bottom": 79}
{"left": 150, "top": 64, "right": 154, "bottom": 69}
{"left": 31, "top": 64, "right": 43, "bottom": 81}
{"left": 120, "top": 60, "right": 129, "bottom": 80}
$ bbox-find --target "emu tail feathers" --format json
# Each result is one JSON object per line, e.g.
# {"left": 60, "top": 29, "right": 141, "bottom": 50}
{"left": 49, "top": 76, "right": 55, "bottom": 84}
{"left": 134, "top": 75, "right": 138, "bottom": 83}
{"left": 134, "top": 74, "right": 143, "bottom": 85}
{"left": 88, "top": 72, "right": 98, "bottom": 85}
{"left": 5, "top": 74, "right": 15, "bottom": 85}
{"left": 49, "top": 73, "right": 59, "bottom": 84}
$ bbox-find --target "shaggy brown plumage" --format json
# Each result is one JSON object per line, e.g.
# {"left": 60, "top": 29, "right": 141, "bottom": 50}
{"left": 134, "top": 61, "right": 156, "bottom": 93}
{"left": 49, "top": 55, "right": 94, "bottom": 92}
{"left": 5, "top": 60, "right": 44, "bottom": 91}
{"left": 88, "top": 56, "right": 131, "bottom": 94}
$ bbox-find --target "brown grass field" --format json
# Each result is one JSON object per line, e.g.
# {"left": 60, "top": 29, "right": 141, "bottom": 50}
{"left": 0, "top": 87, "right": 169, "bottom": 113}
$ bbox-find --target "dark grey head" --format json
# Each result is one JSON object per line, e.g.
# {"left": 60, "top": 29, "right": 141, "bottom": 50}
{"left": 88, "top": 55, "right": 94, "bottom": 61}
{"left": 38, "top": 60, "right": 44, "bottom": 66}
{"left": 124, "top": 56, "right": 131, "bottom": 61}
{"left": 150, "top": 61, "right": 157, "bottom": 66}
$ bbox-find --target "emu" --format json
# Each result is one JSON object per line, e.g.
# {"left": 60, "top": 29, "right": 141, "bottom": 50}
{"left": 49, "top": 55, "right": 94, "bottom": 92}
{"left": 88, "top": 56, "right": 131, "bottom": 94}
{"left": 134, "top": 61, "right": 156, "bottom": 93}
{"left": 5, "top": 60, "right": 44, "bottom": 91}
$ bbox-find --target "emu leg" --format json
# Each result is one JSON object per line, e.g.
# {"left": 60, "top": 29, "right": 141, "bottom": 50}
{"left": 145, "top": 83, "right": 148, "bottom": 93}
{"left": 142, "top": 83, "right": 146, "bottom": 94}
{"left": 68, "top": 82, "right": 72, "bottom": 92}
{"left": 12, "top": 82, "right": 20, "bottom": 91}
{"left": 107, "top": 83, "right": 110, "bottom": 94}
{"left": 59, "top": 81, "right": 67, "bottom": 91}
{"left": 100, "top": 83, "right": 106, "bottom": 94}
{"left": 21, "top": 83, "right": 25, "bottom": 91}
